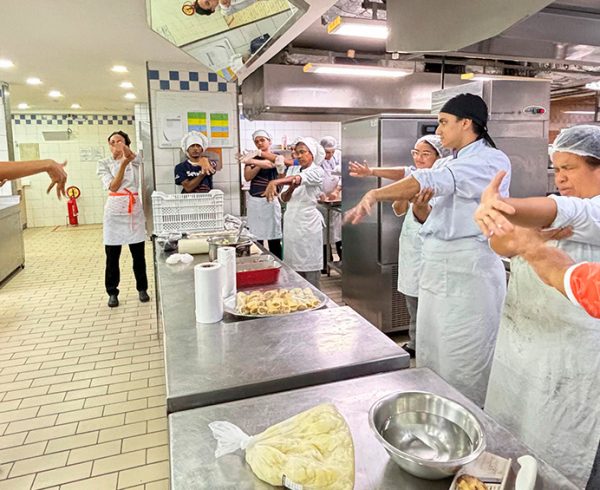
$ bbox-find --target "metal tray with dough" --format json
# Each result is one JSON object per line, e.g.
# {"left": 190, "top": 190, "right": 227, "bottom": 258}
{"left": 223, "top": 286, "right": 328, "bottom": 318}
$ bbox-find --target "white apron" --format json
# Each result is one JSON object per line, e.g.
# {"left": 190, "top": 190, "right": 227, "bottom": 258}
{"left": 416, "top": 237, "right": 506, "bottom": 406}
{"left": 283, "top": 185, "right": 324, "bottom": 272}
{"left": 246, "top": 193, "right": 282, "bottom": 240}
{"left": 485, "top": 240, "right": 600, "bottom": 488}
{"left": 397, "top": 204, "right": 423, "bottom": 297}
{"left": 103, "top": 189, "right": 146, "bottom": 246}
{"left": 319, "top": 206, "right": 342, "bottom": 243}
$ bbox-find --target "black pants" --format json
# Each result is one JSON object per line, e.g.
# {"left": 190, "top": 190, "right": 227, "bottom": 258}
{"left": 105, "top": 241, "right": 148, "bottom": 296}
{"left": 322, "top": 241, "right": 342, "bottom": 270}
{"left": 257, "top": 239, "right": 282, "bottom": 259}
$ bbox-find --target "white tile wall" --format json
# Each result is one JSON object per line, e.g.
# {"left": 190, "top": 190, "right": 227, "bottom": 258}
{"left": 147, "top": 62, "right": 241, "bottom": 215}
{"left": 0, "top": 93, "right": 12, "bottom": 196}
{"left": 11, "top": 115, "right": 136, "bottom": 227}
{"left": 238, "top": 118, "right": 342, "bottom": 152}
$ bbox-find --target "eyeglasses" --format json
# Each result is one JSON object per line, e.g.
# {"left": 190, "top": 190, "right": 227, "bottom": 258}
{"left": 411, "top": 149, "right": 435, "bottom": 159}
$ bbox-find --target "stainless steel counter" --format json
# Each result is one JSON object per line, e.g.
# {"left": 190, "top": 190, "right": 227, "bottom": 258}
{"left": 0, "top": 198, "right": 24, "bottom": 283}
{"left": 169, "top": 368, "right": 576, "bottom": 490}
{"left": 155, "top": 246, "right": 410, "bottom": 414}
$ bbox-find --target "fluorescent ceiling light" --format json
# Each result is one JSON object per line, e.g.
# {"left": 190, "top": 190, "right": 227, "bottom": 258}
{"left": 0, "top": 59, "right": 14, "bottom": 68}
{"left": 585, "top": 81, "right": 600, "bottom": 90}
{"left": 17, "top": 103, "right": 29, "bottom": 109}
{"left": 26, "top": 77, "right": 42, "bottom": 85}
{"left": 562, "top": 110, "right": 595, "bottom": 115}
{"left": 124, "top": 92, "right": 136, "bottom": 100}
{"left": 119, "top": 81, "right": 134, "bottom": 89}
{"left": 303, "top": 63, "right": 410, "bottom": 78}
{"left": 327, "top": 16, "right": 388, "bottom": 40}
{"left": 71, "top": 103, "right": 81, "bottom": 109}
{"left": 48, "top": 90, "right": 63, "bottom": 98}
{"left": 111, "top": 65, "right": 128, "bottom": 73}
{"left": 461, "top": 73, "right": 544, "bottom": 82}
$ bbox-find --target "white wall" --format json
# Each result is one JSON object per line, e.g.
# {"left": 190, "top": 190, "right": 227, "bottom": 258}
{"left": 147, "top": 62, "right": 240, "bottom": 215}
{"left": 0, "top": 88, "right": 11, "bottom": 196}
{"left": 239, "top": 117, "right": 341, "bottom": 152}
{"left": 11, "top": 113, "right": 135, "bottom": 227}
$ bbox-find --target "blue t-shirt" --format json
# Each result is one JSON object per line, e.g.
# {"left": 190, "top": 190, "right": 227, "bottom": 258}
{"left": 249, "top": 157, "right": 279, "bottom": 197}
{"left": 174, "top": 160, "right": 217, "bottom": 193}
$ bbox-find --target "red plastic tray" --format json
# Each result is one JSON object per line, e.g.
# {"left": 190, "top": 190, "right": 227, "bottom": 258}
{"left": 236, "top": 256, "right": 281, "bottom": 288}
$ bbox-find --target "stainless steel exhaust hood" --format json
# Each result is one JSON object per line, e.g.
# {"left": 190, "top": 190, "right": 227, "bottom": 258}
{"left": 240, "top": 64, "right": 465, "bottom": 121}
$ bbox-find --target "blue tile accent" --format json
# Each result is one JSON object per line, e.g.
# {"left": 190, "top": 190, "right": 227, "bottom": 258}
{"left": 160, "top": 80, "right": 170, "bottom": 90}
{"left": 180, "top": 81, "right": 190, "bottom": 90}
{"left": 199, "top": 81, "right": 209, "bottom": 91}
{"left": 169, "top": 71, "right": 179, "bottom": 81}
{"left": 218, "top": 82, "right": 227, "bottom": 92}
{"left": 189, "top": 72, "right": 199, "bottom": 81}
{"left": 36, "top": 120, "right": 41, "bottom": 124}
{"left": 19, "top": 114, "right": 25, "bottom": 119}
{"left": 148, "top": 70, "right": 160, "bottom": 80}
{"left": 208, "top": 72, "right": 218, "bottom": 82}
{"left": 15, "top": 119, "right": 20, "bottom": 124}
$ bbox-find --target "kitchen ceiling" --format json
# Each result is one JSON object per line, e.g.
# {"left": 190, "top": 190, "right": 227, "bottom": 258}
{"left": 287, "top": 0, "right": 600, "bottom": 96}
{"left": 0, "top": 0, "right": 195, "bottom": 112}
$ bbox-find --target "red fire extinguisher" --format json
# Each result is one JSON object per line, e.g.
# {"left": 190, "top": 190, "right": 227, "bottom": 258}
{"left": 66, "top": 186, "right": 81, "bottom": 226}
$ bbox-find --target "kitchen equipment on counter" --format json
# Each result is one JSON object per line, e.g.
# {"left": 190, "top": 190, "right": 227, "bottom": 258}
{"left": 217, "top": 247, "right": 236, "bottom": 298}
{"left": 207, "top": 236, "right": 252, "bottom": 262}
{"left": 194, "top": 262, "right": 224, "bottom": 324}
{"left": 236, "top": 255, "right": 281, "bottom": 287}
{"left": 369, "top": 391, "right": 486, "bottom": 480}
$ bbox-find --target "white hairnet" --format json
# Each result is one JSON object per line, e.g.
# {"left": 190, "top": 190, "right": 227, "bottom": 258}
{"left": 295, "top": 136, "right": 325, "bottom": 166}
{"left": 181, "top": 131, "right": 208, "bottom": 153}
{"left": 416, "top": 135, "right": 451, "bottom": 158}
{"left": 320, "top": 136, "right": 338, "bottom": 150}
{"left": 551, "top": 125, "right": 600, "bottom": 160}
{"left": 252, "top": 129, "right": 272, "bottom": 141}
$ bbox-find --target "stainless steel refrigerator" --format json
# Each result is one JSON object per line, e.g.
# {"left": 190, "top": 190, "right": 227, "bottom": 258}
{"left": 341, "top": 115, "right": 438, "bottom": 333}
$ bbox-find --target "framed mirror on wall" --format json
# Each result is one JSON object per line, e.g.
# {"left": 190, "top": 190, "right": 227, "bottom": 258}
{"left": 147, "top": 0, "right": 309, "bottom": 81}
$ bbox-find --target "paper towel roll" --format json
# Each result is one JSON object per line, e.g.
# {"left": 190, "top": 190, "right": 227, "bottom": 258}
{"left": 217, "top": 246, "right": 237, "bottom": 298}
{"left": 194, "top": 262, "right": 223, "bottom": 323}
{"left": 178, "top": 238, "right": 209, "bottom": 255}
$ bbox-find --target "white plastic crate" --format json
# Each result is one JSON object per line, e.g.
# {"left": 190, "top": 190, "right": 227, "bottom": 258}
{"left": 152, "top": 190, "right": 224, "bottom": 235}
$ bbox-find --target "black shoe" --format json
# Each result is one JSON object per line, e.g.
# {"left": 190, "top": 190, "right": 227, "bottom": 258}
{"left": 108, "top": 294, "right": 119, "bottom": 308}
{"left": 401, "top": 342, "right": 416, "bottom": 359}
{"left": 139, "top": 290, "right": 150, "bottom": 303}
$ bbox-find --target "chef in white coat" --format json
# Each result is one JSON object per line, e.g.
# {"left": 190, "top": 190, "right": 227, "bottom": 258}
{"left": 97, "top": 131, "right": 149, "bottom": 308}
{"left": 474, "top": 124, "right": 600, "bottom": 487}
{"left": 346, "top": 94, "right": 511, "bottom": 406}
{"left": 243, "top": 130, "right": 283, "bottom": 258}
{"left": 319, "top": 136, "right": 343, "bottom": 271}
{"left": 263, "top": 137, "right": 324, "bottom": 288}
{"left": 349, "top": 135, "right": 451, "bottom": 357}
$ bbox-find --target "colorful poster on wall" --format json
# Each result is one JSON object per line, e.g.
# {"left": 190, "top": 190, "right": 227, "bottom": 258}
{"left": 187, "top": 112, "right": 207, "bottom": 136}
{"left": 209, "top": 112, "right": 232, "bottom": 147}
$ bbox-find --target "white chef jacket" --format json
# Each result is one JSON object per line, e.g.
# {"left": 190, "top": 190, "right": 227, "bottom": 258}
{"left": 411, "top": 139, "right": 511, "bottom": 241}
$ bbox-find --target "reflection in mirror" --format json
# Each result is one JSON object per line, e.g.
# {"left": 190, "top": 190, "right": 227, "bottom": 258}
{"left": 148, "top": 0, "right": 308, "bottom": 80}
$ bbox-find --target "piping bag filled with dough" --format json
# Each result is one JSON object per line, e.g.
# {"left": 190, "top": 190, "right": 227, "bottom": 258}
{"left": 209, "top": 403, "right": 355, "bottom": 489}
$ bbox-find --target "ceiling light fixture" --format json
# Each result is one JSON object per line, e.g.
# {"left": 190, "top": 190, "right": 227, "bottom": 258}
{"left": 71, "top": 103, "right": 81, "bottom": 109}
{"left": 17, "top": 103, "right": 29, "bottom": 110}
{"left": 0, "top": 59, "right": 15, "bottom": 69}
{"left": 327, "top": 16, "right": 388, "bottom": 40}
{"left": 460, "top": 73, "right": 544, "bottom": 82}
{"left": 119, "top": 81, "right": 134, "bottom": 89}
{"left": 562, "top": 110, "right": 595, "bottom": 115}
{"left": 111, "top": 65, "right": 128, "bottom": 73}
{"left": 48, "top": 90, "right": 63, "bottom": 98}
{"left": 124, "top": 92, "right": 136, "bottom": 100}
{"left": 585, "top": 81, "right": 600, "bottom": 90}
{"left": 26, "top": 77, "right": 42, "bottom": 85}
{"left": 303, "top": 63, "right": 410, "bottom": 78}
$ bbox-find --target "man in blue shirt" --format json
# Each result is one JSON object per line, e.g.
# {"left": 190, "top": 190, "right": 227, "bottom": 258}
{"left": 174, "top": 131, "right": 217, "bottom": 193}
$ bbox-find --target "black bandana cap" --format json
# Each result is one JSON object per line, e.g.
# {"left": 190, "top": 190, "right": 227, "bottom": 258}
{"left": 440, "top": 93, "right": 489, "bottom": 129}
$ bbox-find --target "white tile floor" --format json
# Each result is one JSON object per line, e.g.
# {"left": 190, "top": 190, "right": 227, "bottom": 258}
{"left": 0, "top": 225, "right": 168, "bottom": 489}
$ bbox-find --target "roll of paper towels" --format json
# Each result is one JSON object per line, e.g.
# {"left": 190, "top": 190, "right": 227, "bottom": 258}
{"left": 178, "top": 238, "right": 209, "bottom": 255}
{"left": 194, "top": 262, "right": 223, "bottom": 323}
{"left": 217, "top": 246, "right": 236, "bottom": 298}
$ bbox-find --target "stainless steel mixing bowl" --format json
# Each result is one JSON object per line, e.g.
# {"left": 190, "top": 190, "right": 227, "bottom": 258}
{"left": 369, "top": 391, "right": 486, "bottom": 480}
